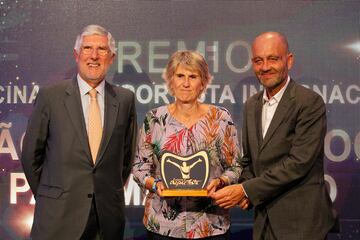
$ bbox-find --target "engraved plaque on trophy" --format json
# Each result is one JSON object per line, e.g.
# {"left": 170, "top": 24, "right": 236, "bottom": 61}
{"left": 160, "top": 150, "right": 209, "bottom": 197}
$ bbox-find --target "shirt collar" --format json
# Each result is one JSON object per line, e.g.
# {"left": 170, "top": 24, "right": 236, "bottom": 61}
{"left": 77, "top": 74, "right": 105, "bottom": 97}
{"left": 263, "top": 75, "right": 290, "bottom": 104}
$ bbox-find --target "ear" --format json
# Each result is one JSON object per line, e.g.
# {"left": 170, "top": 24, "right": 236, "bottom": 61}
{"left": 287, "top": 53, "right": 294, "bottom": 70}
{"left": 73, "top": 49, "right": 79, "bottom": 63}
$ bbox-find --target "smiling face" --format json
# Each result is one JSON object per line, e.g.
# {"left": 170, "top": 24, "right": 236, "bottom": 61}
{"left": 251, "top": 33, "right": 293, "bottom": 97}
{"left": 74, "top": 34, "right": 114, "bottom": 88}
{"left": 170, "top": 64, "right": 204, "bottom": 104}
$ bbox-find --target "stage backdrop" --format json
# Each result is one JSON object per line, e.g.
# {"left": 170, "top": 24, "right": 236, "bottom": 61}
{"left": 0, "top": 1, "right": 359, "bottom": 239}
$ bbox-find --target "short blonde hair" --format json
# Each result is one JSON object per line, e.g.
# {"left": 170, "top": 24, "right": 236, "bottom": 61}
{"left": 162, "top": 50, "right": 213, "bottom": 96}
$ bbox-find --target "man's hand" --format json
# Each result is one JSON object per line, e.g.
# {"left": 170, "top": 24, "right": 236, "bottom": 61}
{"left": 210, "top": 184, "right": 247, "bottom": 209}
{"left": 239, "top": 196, "right": 250, "bottom": 210}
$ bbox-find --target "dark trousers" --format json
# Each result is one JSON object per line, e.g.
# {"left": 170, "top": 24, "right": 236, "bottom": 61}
{"left": 260, "top": 217, "right": 328, "bottom": 240}
{"left": 260, "top": 216, "right": 277, "bottom": 240}
{"left": 80, "top": 197, "right": 101, "bottom": 240}
{"left": 147, "top": 230, "right": 230, "bottom": 240}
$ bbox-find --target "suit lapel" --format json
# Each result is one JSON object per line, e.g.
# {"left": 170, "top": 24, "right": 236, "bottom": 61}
{"left": 254, "top": 94, "right": 263, "bottom": 150}
{"left": 95, "top": 82, "right": 119, "bottom": 165}
{"left": 260, "top": 80, "right": 295, "bottom": 152}
{"left": 64, "top": 79, "right": 92, "bottom": 162}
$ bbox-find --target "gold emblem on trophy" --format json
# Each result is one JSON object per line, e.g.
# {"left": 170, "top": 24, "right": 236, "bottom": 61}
{"left": 160, "top": 150, "right": 209, "bottom": 196}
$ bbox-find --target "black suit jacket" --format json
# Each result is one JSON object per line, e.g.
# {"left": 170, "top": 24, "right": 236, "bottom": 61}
{"left": 21, "top": 78, "right": 137, "bottom": 240}
{"left": 240, "top": 80, "right": 337, "bottom": 240}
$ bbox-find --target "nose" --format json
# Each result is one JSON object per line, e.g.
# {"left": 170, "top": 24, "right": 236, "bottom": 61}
{"left": 183, "top": 77, "right": 190, "bottom": 87}
{"left": 91, "top": 48, "right": 99, "bottom": 59}
{"left": 261, "top": 60, "right": 271, "bottom": 72}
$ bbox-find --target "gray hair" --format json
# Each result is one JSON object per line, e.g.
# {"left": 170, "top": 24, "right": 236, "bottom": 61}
{"left": 74, "top": 24, "right": 116, "bottom": 54}
{"left": 162, "top": 50, "right": 213, "bottom": 96}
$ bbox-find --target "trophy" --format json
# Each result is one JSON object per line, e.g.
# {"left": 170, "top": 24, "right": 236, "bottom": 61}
{"left": 160, "top": 150, "right": 209, "bottom": 196}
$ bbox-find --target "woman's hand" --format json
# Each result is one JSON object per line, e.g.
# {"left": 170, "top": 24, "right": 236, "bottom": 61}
{"left": 145, "top": 177, "right": 154, "bottom": 191}
{"left": 207, "top": 177, "right": 226, "bottom": 196}
{"left": 145, "top": 177, "right": 164, "bottom": 196}
{"left": 156, "top": 181, "right": 165, "bottom": 197}
{"left": 207, "top": 178, "right": 220, "bottom": 196}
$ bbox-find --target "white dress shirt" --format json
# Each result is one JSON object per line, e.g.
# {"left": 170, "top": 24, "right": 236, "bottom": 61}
{"left": 261, "top": 76, "right": 290, "bottom": 138}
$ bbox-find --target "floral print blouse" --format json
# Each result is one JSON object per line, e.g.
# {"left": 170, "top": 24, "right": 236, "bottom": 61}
{"left": 132, "top": 105, "right": 242, "bottom": 239}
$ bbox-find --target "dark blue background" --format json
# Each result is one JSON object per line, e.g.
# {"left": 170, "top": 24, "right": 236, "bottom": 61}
{"left": 1, "top": 1, "right": 359, "bottom": 239}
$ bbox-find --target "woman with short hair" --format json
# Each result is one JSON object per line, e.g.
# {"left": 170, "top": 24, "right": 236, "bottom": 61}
{"left": 132, "top": 50, "right": 242, "bottom": 239}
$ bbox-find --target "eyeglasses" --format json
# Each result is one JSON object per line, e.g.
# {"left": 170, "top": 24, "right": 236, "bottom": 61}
{"left": 80, "top": 46, "right": 110, "bottom": 56}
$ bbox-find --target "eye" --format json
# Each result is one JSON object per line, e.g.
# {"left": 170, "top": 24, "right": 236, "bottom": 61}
{"left": 252, "top": 58, "right": 262, "bottom": 64}
{"left": 176, "top": 74, "right": 184, "bottom": 78}
{"left": 98, "top": 46, "right": 109, "bottom": 55}
{"left": 189, "top": 75, "right": 198, "bottom": 79}
{"left": 81, "top": 46, "right": 93, "bottom": 54}
{"left": 268, "top": 56, "right": 279, "bottom": 61}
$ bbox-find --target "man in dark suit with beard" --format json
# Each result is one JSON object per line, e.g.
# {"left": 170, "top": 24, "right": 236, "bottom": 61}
{"left": 21, "top": 24, "right": 137, "bottom": 240}
{"left": 211, "top": 32, "right": 337, "bottom": 240}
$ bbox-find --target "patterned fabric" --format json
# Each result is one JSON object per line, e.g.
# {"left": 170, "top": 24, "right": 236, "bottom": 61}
{"left": 133, "top": 105, "right": 242, "bottom": 239}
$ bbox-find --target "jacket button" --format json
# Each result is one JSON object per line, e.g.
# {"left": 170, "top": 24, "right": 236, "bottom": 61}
{"left": 87, "top": 193, "right": 93, "bottom": 198}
